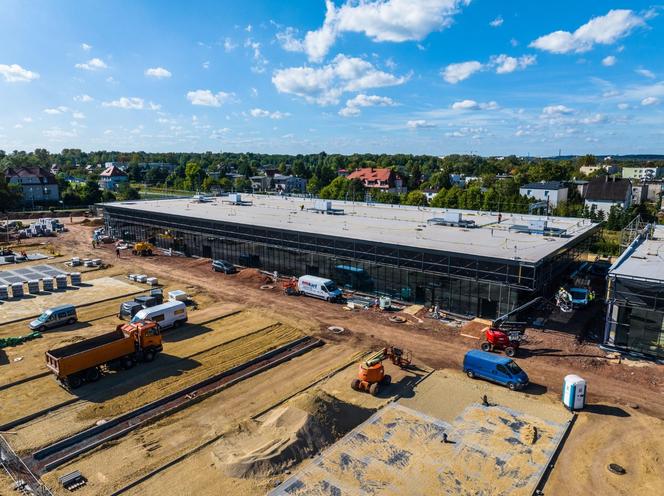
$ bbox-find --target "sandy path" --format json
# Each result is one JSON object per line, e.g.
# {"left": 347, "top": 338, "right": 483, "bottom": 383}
{"left": 42, "top": 342, "right": 359, "bottom": 496}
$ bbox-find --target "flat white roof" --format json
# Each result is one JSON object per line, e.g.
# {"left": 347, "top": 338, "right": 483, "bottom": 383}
{"left": 105, "top": 195, "right": 599, "bottom": 264}
{"left": 609, "top": 225, "right": 664, "bottom": 282}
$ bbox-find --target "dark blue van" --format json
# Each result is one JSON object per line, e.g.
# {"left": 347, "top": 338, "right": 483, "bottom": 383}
{"left": 463, "top": 350, "right": 529, "bottom": 391}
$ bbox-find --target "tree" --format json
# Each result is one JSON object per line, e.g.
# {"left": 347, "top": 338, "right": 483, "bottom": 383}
{"left": 116, "top": 183, "right": 140, "bottom": 201}
{"left": 403, "top": 190, "right": 428, "bottom": 206}
{"left": 80, "top": 180, "right": 103, "bottom": 205}
{"left": 185, "top": 161, "right": 205, "bottom": 191}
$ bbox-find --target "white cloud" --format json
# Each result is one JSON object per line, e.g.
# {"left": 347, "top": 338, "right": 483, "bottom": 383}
{"left": 75, "top": 57, "right": 108, "bottom": 70}
{"left": 617, "top": 103, "right": 630, "bottom": 110}
{"left": 43, "top": 106, "right": 70, "bottom": 115}
{"left": 491, "top": 54, "right": 536, "bottom": 74}
{"left": 81, "top": 43, "right": 92, "bottom": 51}
{"left": 272, "top": 54, "right": 408, "bottom": 105}
{"left": 224, "top": 37, "right": 237, "bottom": 52}
{"left": 202, "top": 61, "right": 210, "bottom": 69}
{"left": 249, "top": 108, "right": 291, "bottom": 119}
{"left": 641, "top": 96, "right": 660, "bottom": 106}
{"left": 636, "top": 68, "right": 655, "bottom": 79}
{"left": 441, "top": 60, "right": 483, "bottom": 84}
{"left": 339, "top": 93, "right": 396, "bottom": 117}
{"left": 530, "top": 10, "right": 645, "bottom": 54}
{"left": 145, "top": 67, "right": 172, "bottom": 78}
{"left": 0, "top": 63, "right": 40, "bottom": 82}
{"left": 602, "top": 55, "right": 617, "bottom": 66}
{"left": 407, "top": 119, "right": 436, "bottom": 129}
{"left": 186, "top": 89, "right": 233, "bottom": 107}
{"left": 72, "top": 111, "right": 85, "bottom": 120}
{"left": 542, "top": 104, "right": 574, "bottom": 115}
{"left": 285, "top": 0, "right": 470, "bottom": 62}
{"left": 23, "top": 117, "right": 32, "bottom": 123}
{"left": 245, "top": 38, "right": 268, "bottom": 73}
{"left": 43, "top": 127, "right": 78, "bottom": 140}
{"left": 451, "top": 99, "right": 498, "bottom": 110}
{"left": 102, "top": 97, "right": 160, "bottom": 110}
{"left": 73, "top": 94, "right": 93, "bottom": 103}
{"left": 489, "top": 16, "right": 504, "bottom": 28}
{"left": 579, "top": 113, "right": 606, "bottom": 124}
{"left": 250, "top": 87, "right": 258, "bottom": 97}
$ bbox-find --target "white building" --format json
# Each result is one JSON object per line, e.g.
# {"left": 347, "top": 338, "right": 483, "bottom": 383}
{"left": 621, "top": 166, "right": 664, "bottom": 180}
{"left": 519, "top": 181, "right": 568, "bottom": 208}
{"left": 584, "top": 177, "right": 632, "bottom": 215}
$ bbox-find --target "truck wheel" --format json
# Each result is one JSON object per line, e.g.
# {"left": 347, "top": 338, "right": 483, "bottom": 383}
{"left": 467, "top": 370, "right": 475, "bottom": 379}
{"left": 351, "top": 379, "right": 361, "bottom": 391}
{"left": 124, "top": 358, "right": 134, "bottom": 369}
{"left": 86, "top": 368, "right": 101, "bottom": 382}
{"left": 144, "top": 350, "right": 155, "bottom": 362}
{"left": 67, "top": 375, "right": 82, "bottom": 389}
{"left": 369, "top": 383, "right": 380, "bottom": 396}
{"left": 382, "top": 375, "right": 392, "bottom": 386}
{"left": 481, "top": 342, "right": 492, "bottom": 352}
{"left": 505, "top": 347, "right": 516, "bottom": 357}
{"left": 508, "top": 382, "right": 517, "bottom": 391}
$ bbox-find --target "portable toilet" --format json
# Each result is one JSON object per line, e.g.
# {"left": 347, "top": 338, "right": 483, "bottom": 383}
{"left": 0, "top": 285, "right": 8, "bottom": 299}
{"left": 55, "top": 274, "right": 68, "bottom": 290}
{"left": 70, "top": 272, "right": 82, "bottom": 285}
{"left": 42, "top": 277, "right": 54, "bottom": 292}
{"left": 11, "top": 282, "right": 24, "bottom": 298}
{"left": 27, "top": 279, "right": 40, "bottom": 294}
{"left": 562, "top": 374, "right": 586, "bottom": 411}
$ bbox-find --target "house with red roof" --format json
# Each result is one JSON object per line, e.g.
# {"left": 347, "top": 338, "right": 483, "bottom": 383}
{"left": 346, "top": 167, "right": 406, "bottom": 194}
{"left": 99, "top": 165, "right": 129, "bottom": 191}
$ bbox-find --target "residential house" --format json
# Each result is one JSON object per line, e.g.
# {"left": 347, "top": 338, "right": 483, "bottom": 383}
{"left": 449, "top": 174, "right": 479, "bottom": 187}
{"left": 579, "top": 164, "right": 619, "bottom": 176}
{"left": 422, "top": 188, "right": 440, "bottom": 202}
{"left": 584, "top": 177, "right": 632, "bottom": 215}
{"left": 572, "top": 179, "right": 589, "bottom": 198}
{"left": 272, "top": 174, "right": 307, "bottom": 193}
{"left": 5, "top": 166, "right": 60, "bottom": 204}
{"left": 519, "top": 181, "right": 568, "bottom": 208}
{"left": 250, "top": 175, "right": 272, "bottom": 191}
{"left": 99, "top": 165, "right": 129, "bottom": 191}
{"left": 621, "top": 166, "right": 664, "bottom": 180}
{"left": 346, "top": 167, "right": 407, "bottom": 193}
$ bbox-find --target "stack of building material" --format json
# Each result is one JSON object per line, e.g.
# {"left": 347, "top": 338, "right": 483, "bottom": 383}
{"left": 146, "top": 277, "right": 158, "bottom": 286}
{"left": 27, "top": 280, "right": 40, "bottom": 294}
{"left": 136, "top": 274, "right": 148, "bottom": 283}
{"left": 42, "top": 278, "right": 54, "bottom": 292}
{"left": 70, "top": 272, "right": 82, "bottom": 285}
{"left": 11, "top": 282, "right": 24, "bottom": 298}
{"left": 128, "top": 274, "right": 138, "bottom": 281}
{"left": 55, "top": 274, "right": 68, "bottom": 290}
{"left": 0, "top": 285, "right": 8, "bottom": 299}
{"left": 168, "top": 290, "right": 187, "bottom": 302}
{"left": 92, "top": 258, "right": 102, "bottom": 266}
{"left": 71, "top": 257, "right": 82, "bottom": 267}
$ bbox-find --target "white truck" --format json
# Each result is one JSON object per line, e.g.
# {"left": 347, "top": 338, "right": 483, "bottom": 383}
{"left": 297, "top": 275, "right": 343, "bottom": 302}
{"left": 131, "top": 301, "right": 187, "bottom": 329}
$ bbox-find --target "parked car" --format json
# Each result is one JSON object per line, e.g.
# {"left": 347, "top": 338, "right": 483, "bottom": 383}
{"left": 463, "top": 350, "right": 529, "bottom": 391}
{"left": 212, "top": 259, "right": 236, "bottom": 274}
{"left": 30, "top": 304, "right": 78, "bottom": 332}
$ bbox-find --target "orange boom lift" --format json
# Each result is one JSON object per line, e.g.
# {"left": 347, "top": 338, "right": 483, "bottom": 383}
{"left": 351, "top": 346, "right": 412, "bottom": 396}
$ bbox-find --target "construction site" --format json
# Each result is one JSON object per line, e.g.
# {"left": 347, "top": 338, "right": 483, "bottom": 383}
{"left": 1, "top": 202, "right": 663, "bottom": 496}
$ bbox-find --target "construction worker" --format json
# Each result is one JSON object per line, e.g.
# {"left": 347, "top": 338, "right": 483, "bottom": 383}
{"left": 116, "top": 247, "right": 120, "bottom": 258}
{"left": 92, "top": 239, "right": 96, "bottom": 249}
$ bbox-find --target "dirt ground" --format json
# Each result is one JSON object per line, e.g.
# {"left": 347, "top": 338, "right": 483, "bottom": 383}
{"left": 2, "top": 220, "right": 664, "bottom": 495}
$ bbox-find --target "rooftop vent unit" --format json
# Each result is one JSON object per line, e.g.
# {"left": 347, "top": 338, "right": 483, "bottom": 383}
{"left": 309, "top": 199, "right": 345, "bottom": 215}
{"left": 223, "top": 193, "right": 253, "bottom": 206}
{"left": 427, "top": 212, "right": 476, "bottom": 228}
{"left": 509, "top": 220, "right": 567, "bottom": 237}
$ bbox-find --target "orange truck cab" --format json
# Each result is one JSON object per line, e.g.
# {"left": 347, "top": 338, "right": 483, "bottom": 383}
{"left": 45, "top": 320, "right": 163, "bottom": 390}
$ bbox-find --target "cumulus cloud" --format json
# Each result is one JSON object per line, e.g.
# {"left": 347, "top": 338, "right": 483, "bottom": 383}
{"left": 602, "top": 55, "right": 617, "bottom": 66}
{"left": 617, "top": 103, "right": 630, "bottom": 110}
{"left": 75, "top": 57, "right": 108, "bottom": 70}
{"left": 491, "top": 54, "right": 536, "bottom": 74}
{"left": 406, "top": 119, "right": 436, "bottom": 129}
{"left": 636, "top": 68, "right": 655, "bottom": 78}
{"left": 186, "top": 89, "right": 233, "bottom": 107}
{"left": 641, "top": 96, "right": 660, "bottom": 106}
{"left": 102, "top": 97, "right": 161, "bottom": 110}
{"left": 489, "top": 16, "right": 504, "bottom": 28}
{"left": 282, "top": 0, "right": 469, "bottom": 62}
{"left": 542, "top": 104, "right": 574, "bottom": 115}
{"left": 145, "top": 67, "right": 172, "bottom": 78}
{"left": 73, "top": 94, "right": 93, "bottom": 103}
{"left": 441, "top": 61, "right": 483, "bottom": 84}
{"left": 451, "top": 99, "right": 498, "bottom": 110}
{"left": 249, "top": 108, "right": 291, "bottom": 119}
{"left": 0, "top": 63, "right": 40, "bottom": 82}
{"left": 43, "top": 106, "right": 70, "bottom": 115}
{"left": 530, "top": 9, "right": 645, "bottom": 54}
{"left": 43, "top": 127, "right": 78, "bottom": 140}
{"left": 224, "top": 37, "right": 237, "bottom": 52}
{"left": 339, "top": 94, "right": 395, "bottom": 117}
{"left": 81, "top": 43, "right": 92, "bottom": 51}
{"left": 272, "top": 54, "right": 408, "bottom": 105}
{"left": 579, "top": 113, "right": 606, "bottom": 124}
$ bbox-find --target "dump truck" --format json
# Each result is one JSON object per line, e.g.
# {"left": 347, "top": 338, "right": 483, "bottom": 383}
{"left": 45, "top": 320, "right": 162, "bottom": 389}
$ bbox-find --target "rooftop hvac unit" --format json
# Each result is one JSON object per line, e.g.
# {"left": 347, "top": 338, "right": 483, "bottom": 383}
{"left": 229, "top": 193, "right": 241, "bottom": 204}
{"left": 314, "top": 199, "right": 332, "bottom": 211}
{"left": 443, "top": 212, "right": 461, "bottom": 223}
{"left": 528, "top": 219, "right": 547, "bottom": 232}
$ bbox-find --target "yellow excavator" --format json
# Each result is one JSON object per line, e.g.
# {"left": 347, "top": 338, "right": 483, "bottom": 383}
{"left": 131, "top": 241, "right": 155, "bottom": 256}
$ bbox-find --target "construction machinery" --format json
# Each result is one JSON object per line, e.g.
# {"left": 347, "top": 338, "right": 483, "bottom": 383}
{"left": 45, "top": 320, "right": 162, "bottom": 389}
{"left": 351, "top": 346, "right": 412, "bottom": 396}
{"left": 480, "top": 321, "right": 526, "bottom": 357}
{"left": 132, "top": 241, "right": 155, "bottom": 256}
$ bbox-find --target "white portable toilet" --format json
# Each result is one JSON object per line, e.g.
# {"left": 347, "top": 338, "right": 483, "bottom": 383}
{"left": 562, "top": 374, "right": 586, "bottom": 411}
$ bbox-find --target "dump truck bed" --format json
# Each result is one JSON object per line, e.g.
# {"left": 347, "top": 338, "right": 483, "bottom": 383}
{"left": 46, "top": 329, "right": 134, "bottom": 378}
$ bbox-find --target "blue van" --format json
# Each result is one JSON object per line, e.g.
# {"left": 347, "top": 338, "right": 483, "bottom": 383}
{"left": 463, "top": 350, "right": 529, "bottom": 391}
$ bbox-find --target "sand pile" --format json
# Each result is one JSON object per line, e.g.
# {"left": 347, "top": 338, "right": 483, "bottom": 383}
{"left": 236, "top": 268, "right": 272, "bottom": 284}
{"left": 213, "top": 390, "right": 374, "bottom": 478}
{"left": 521, "top": 424, "right": 538, "bottom": 444}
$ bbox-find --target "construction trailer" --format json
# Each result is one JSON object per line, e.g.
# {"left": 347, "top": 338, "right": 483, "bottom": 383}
{"left": 604, "top": 224, "right": 664, "bottom": 359}
{"left": 100, "top": 195, "right": 598, "bottom": 319}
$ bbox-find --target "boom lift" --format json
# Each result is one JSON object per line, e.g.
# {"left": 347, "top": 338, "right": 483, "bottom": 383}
{"left": 351, "top": 346, "right": 412, "bottom": 396}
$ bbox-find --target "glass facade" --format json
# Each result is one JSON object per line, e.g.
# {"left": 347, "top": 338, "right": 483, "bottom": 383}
{"left": 104, "top": 207, "right": 591, "bottom": 319}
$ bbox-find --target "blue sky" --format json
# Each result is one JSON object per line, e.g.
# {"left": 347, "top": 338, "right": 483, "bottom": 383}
{"left": 1, "top": 0, "right": 663, "bottom": 155}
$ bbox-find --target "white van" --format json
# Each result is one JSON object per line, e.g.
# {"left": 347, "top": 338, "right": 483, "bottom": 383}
{"left": 131, "top": 301, "right": 187, "bottom": 329}
{"left": 297, "top": 276, "right": 343, "bottom": 302}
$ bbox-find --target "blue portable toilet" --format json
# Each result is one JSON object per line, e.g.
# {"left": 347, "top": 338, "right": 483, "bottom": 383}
{"left": 562, "top": 374, "right": 586, "bottom": 411}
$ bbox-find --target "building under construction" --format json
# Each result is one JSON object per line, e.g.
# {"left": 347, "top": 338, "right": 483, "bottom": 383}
{"left": 101, "top": 195, "right": 599, "bottom": 318}
{"left": 604, "top": 224, "right": 664, "bottom": 359}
